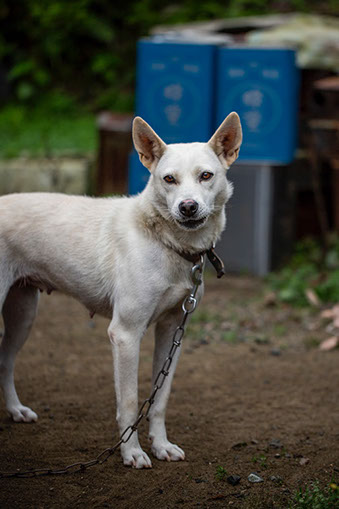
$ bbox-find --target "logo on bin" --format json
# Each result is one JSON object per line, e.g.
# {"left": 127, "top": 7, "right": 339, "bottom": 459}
{"left": 145, "top": 75, "right": 201, "bottom": 131}
{"left": 222, "top": 82, "right": 282, "bottom": 136}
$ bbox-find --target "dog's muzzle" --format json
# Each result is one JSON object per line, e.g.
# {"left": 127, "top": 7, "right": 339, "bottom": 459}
{"left": 176, "top": 199, "right": 207, "bottom": 230}
{"left": 176, "top": 217, "right": 207, "bottom": 230}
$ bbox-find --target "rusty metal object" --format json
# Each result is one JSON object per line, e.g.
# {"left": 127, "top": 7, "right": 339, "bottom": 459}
{"left": 96, "top": 112, "right": 134, "bottom": 196}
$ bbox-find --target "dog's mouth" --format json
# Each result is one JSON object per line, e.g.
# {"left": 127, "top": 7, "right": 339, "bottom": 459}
{"left": 176, "top": 216, "right": 207, "bottom": 230}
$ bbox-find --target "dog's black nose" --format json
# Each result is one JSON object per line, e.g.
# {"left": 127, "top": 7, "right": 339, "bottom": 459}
{"left": 179, "top": 199, "right": 199, "bottom": 217}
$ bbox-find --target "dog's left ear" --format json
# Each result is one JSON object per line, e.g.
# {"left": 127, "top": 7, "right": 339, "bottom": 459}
{"left": 208, "top": 112, "right": 242, "bottom": 169}
{"left": 132, "top": 117, "right": 167, "bottom": 172}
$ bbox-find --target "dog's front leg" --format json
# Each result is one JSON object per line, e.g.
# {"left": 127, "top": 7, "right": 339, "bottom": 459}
{"left": 108, "top": 319, "right": 152, "bottom": 469}
{"left": 148, "top": 309, "right": 185, "bottom": 462}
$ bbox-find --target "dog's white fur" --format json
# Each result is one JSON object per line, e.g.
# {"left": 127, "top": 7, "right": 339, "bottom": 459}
{"left": 0, "top": 113, "right": 242, "bottom": 468}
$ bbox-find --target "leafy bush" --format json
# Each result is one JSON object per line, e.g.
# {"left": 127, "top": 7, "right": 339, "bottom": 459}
{"left": 0, "top": 1, "right": 335, "bottom": 156}
{"left": 0, "top": 0, "right": 335, "bottom": 111}
{"left": 267, "top": 236, "right": 339, "bottom": 306}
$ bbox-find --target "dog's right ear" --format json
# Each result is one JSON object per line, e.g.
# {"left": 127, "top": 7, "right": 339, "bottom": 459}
{"left": 132, "top": 117, "right": 167, "bottom": 172}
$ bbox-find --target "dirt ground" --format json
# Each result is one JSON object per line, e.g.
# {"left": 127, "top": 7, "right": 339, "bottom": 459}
{"left": 0, "top": 274, "right": 339, "bottom": 508}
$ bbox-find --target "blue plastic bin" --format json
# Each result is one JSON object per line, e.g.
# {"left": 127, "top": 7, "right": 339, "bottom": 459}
{"left": 136, "top": 37, "right": 217, "bottom": 143}
{"left": 129, "top": 42, "right": 300, "bottom": 194}
{"left": 129, "top": 37, "right": 218, "bottom": 194}
{"left": 216, "top": 47, "right": 299, "bottom": 164}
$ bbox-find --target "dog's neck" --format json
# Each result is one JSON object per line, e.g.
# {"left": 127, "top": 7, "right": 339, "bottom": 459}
{"left": 136, "top": 190, "right": 226, "bottom": 256}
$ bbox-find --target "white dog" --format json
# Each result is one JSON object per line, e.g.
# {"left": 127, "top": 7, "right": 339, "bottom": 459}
{"left": 0, "top": 113, "right": 242, "bottom": 468}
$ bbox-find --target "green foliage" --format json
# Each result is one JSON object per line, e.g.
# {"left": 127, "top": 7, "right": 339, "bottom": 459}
{"left": 215, "top": 465, "right": 228, "bottom": 481}
{"left": 273, "top": 324, "right": 287, "bottom": 336}
{"left": 0, "top": 93, "right": 96, "bottom": 157}
{"left": 189, "top": 308, "right": 222, "bottom": 325}
{"left": 0, "top": 0, "right": 138, "bottom": 110}
{"left": 0, "top": 1, "right": 334, "bottom": 111}
{"left": 221, "top": 330, "right": 238, "bottom": 343}
{"left": 0, "top": 1, "right": 334, "bottom": 156}
{"left": 251, "top": 453, "right": 268, "bottom": 469}
{"left": 267, "top": 236, "right": 339, "bottom": 307}
{"left": 290, "top": 481, "right": 339, "bottom": 508}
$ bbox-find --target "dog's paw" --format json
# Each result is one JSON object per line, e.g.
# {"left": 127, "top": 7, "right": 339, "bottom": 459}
{"left": 9, "top": 405, "right": 38, "bottom": 423}
{"left": 122, "top": 447, "right": 152, "bottom": 469}
{"left": 151, "top": 440, "right": 185, "bottom": 462}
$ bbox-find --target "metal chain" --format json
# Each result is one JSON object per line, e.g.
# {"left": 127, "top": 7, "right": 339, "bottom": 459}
{"left": 0, "top": 256, "right": 204, "bottom": 479}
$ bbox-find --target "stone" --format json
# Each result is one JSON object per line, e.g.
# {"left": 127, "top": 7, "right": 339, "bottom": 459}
{"left": 248, "top": 473, "right": 264, "bottom": 483}
{"left": 231, "top": 442, "right": 248, "bottom": 450}
{"left": 199, "top": 338, "right": 209, "bottom": 345}
{"left": 270, "top": 348, "right": 282, "bottom": 356}
{"left": 269, "top": 438, "right": 283, "bottom": 449}
{"left": 227, "top": 475, "right": 241, "bottom": 486}
{"left": 270, "top": 475, "right": 283, "bottom": 483}
{"left": 254, "top": 335, "right": 270, "bottom": 345}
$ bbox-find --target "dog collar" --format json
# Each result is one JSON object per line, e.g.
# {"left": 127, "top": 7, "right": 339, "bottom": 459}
{"left": 175, "top": 246, "right": 225, "bottom": 279}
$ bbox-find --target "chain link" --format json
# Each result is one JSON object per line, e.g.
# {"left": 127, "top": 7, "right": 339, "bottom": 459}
{"left": 0, "top": 256, "right": 205, "bottom": 480}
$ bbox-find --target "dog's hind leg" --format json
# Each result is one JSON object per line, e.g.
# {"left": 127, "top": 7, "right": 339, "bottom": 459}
{"left": 148, "top": 309, "right": 185, "bottom": 462}
{"left": 0, "top": 285, "right": 39, "bottom": 422}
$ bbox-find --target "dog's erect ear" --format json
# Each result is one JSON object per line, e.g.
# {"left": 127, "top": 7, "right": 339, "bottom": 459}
{"left": 132, "top": 117, "right": 167, "bottom": 172}
{"left": 208, "top": 112, "right": 242, "bottom": 169}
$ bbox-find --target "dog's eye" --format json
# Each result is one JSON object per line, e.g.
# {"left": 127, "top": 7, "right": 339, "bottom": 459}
{"left": 200, "top": 171, "right": 213, "bottom": 181}
{"left": 164, "top": 175, "right": 176, "bottom": 184}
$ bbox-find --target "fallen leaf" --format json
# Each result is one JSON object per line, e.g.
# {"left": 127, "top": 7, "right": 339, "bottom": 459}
{"left": 209, "top": 494, "right": 227, "bottom": 501}
{"left": 305, "top": 288, "right": 321, "bottom": 307}
{"left": 319, "top": 336, "right": 339, "bottom": 351}
{"left": 263, "top": 292, "right": 277, "bottom": 307}
{"left": 321, "top": 304, "right": 339, "bottom": 320}
{"left": 321, "top": 309, "right": 335, "bottom": 319}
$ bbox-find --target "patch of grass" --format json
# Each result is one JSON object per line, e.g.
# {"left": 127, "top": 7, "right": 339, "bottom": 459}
{"left": 0, "top": 94, "right": 97, "bottom": 158}
{"left": 221, "top": 330, "right": 238, "bottom": 343}
{"left": 215, "top": 465, "right": 227, "bottom": 481}
{"left": 187, "top": 308, "right": 225, "bottom": 341}
{"left": 289, "top": 481, "right": 339, "bottom": 508}
{"left": 187, "top": 307, "right": 241, "bottom": 344}
{"left": 303, "top": 336, "right": 321, "bottom": 349}
{"left": 252, "top": 454, "right": 268, "bottom": 469}
{"left": 274, "top": 324, "right": 287, "bottom": 336}
{"left": 189, "top": 309, "right": 223, "bottom": 325}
